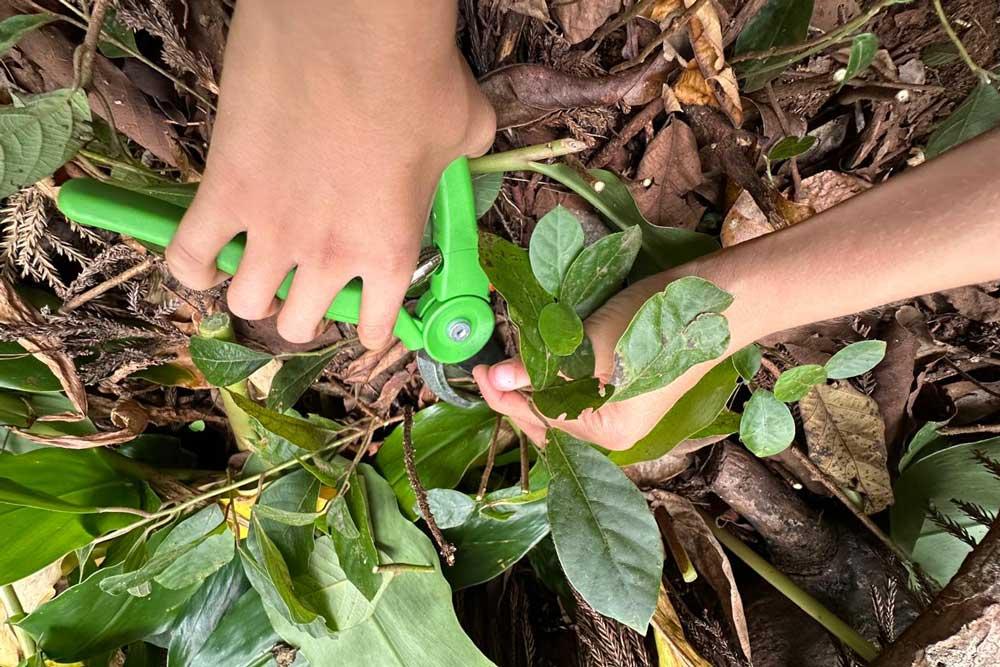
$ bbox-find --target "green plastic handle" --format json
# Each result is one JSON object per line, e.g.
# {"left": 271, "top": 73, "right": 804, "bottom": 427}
{"left": 56, "top": 158, "right": 493, "bottom": 362}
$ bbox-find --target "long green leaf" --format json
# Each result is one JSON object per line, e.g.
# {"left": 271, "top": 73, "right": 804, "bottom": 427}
{"left": 733, "top": 0, "right": 815, "bottom": 92}
{"left": 926, "top": 83, "right": 1000, "bottom": 158}
{"left": 560, "top": 226, "right": 642, "bottom": 319}
{"left": 229, "top": 392, "right": 338, "bottom": 452}
{"left": 0, "top": 14, "right": 56, "bottom": 57}
{"left": 188, "top": 337, "right": 272, "bottom": 387}
{"left": 267, "top": 346, "right": 340, "bottom": 412}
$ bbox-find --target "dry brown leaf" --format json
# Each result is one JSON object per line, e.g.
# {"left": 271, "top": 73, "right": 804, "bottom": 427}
{"left": 684, "top": 0, "right": 742, "bottom": 126}
{"left": 872, "top": 317, "right": 918, "bottom": 447}
{"left": 720, "top": 189, "right": 770, "bottom": 246}
{"left": 651, "top": 584, "right": 712, "bottom": 667}
{"left": 649, "top": 0, "right": 682, "bottom": 21}
{"left": 13, "top": 400, "right": 149, "bottom": 449}
{"left": 632, "top": 118, "right": 704, "bottom": 229}
{"left": 0, "top": 279, "right": 87, "bottom": 419}
{"left": 800, "top": 383, "right": 893, "bottom": 514}
{"left": 674, "top": 62, "right": 716, "bottom": 107}
{"left": 501, "top": 0, "right": 551, "bottom": 22}
{"left": 940, "top": 285, "right": 1000, "bottom": 323}
{"left": 0, "top": 562, "right": 61, "bottom": 666}
{"left": 554, "top": 0, "right": 621, "bottom": 44}
{"left": 654, "top": 492, "right": 753, "bottom": 662}
{"left": 797, "top": 171, "right": 872, "bottom": 213}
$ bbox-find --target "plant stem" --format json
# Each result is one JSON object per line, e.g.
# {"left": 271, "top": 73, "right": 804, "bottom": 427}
{"left": 468, "top": 139, "right": 589, "bottom": 173}
{"left": 475, "top": 416, "right": 503, "bottom": 501}
{"left": 375, "top": 562, "right": 436, "bottom": 575}
{"left": 73, "top": 0, "right": 110, "bottom": 90}
{"left": 199, "top": 314, "right": 259, "bottom": 452}
{"left": 705, "top": 513, "right": 879, "bottom": 662}
{"left": 77, "top": 149, "right": 173, "bottom": 181}
{"left": 402, "top": 407, "right": 456, "bottom": 565}
{"left": 930, "top": 0, "right": 994, "bottom": 84}
{"left": 0, "top": 585, "right": 36, "bottom": 660}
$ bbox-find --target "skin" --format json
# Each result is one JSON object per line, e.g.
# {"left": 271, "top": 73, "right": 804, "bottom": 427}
{"left": 165, "top": 1, "right": 496, "bottom": 349}
{"left": 475, "top": 128, "right": 1000, "bottom": 450}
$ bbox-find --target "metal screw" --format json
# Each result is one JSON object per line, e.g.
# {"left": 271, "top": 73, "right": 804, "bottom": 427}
{"left": 447, "top": 319, "right": 472, "bottom": 342}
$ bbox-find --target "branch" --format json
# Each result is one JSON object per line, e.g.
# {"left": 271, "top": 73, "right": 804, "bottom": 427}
{"left": 73, "top": 0, "right": 111, "bottom": 90}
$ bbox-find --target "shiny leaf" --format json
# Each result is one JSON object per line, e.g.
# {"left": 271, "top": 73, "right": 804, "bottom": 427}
{"left": 773, "top": 364, "right": 827, "bottom": 402}
{"left": 824, "top": 340, "right": 887, "bottom": 379}
{"left": 533, "top": 377, "right": 612, "bottom": 420}
{"left": 229, "top": 392, "right": 338, "bottom": 452}
{"left": 926, "top": 83, "right": 1000, "bottom": 158}
{"left": 538, "top": 301, "right": 584, "bottom": 356}
{"left": 267, "top": 346, "right": 340, "bottom": 412}
{"left": 739, "top": 390, "right": 795, "bottom": 457}
{"left": 188, "top": 337, "right": 272, "bottom": 387}
{"left": 732, "top": 344, "right": 761, "bottom": 383}
{"left": 560, "top": 227, "right": 642, "bottom": 319}
{"left": 839, "top": 33, "right": 878, "bottom": 87}
{"left": 529, "top": 205, "right": 585, "bottom": 295}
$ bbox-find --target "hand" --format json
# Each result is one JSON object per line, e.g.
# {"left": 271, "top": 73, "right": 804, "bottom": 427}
{"left": 166, "top": 1, "right": 496, "bottom": 348}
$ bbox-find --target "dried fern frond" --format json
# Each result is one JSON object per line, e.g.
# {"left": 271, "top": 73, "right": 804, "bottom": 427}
{"left": 952, "top": 498, "right": 997, "bottom": 528}
{"left": 927, "top": 502, "right": 978, "bottom": 549}
{"left": 973, "top": 449, "right": 1000, "bottom": 482}
{"left": 572, "top": 589, "right": 650, "bottom": 667}
{"left": 870, "top": 577, "right": 899, "bottom": 646}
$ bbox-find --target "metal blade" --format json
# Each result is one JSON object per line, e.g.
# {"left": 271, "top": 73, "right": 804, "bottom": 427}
{"left": 416, "top": 351, "right": 480, "bottom": 408}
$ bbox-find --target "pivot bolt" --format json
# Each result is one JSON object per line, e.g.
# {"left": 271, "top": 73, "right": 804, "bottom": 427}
{"left": 447, "top": 319, "right": 472, "bottom": 342}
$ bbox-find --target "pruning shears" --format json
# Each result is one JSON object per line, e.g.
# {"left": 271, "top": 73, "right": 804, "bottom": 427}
{"left": 57, "top": 158, "right": 497, "bottom": 401}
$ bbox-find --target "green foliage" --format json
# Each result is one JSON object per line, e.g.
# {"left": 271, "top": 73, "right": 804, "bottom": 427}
{"left": 0, "top": 14, "right": 56, "bottom": 58}
{"left": 546, "top": 432, "right": 663, "bottom": 632}
{"left": 472, "top": 172, "right": 503, "bottom": 219}
{"left": 773, "top": 364, "right": 828, "bottom": 402}
{"left": 0, "top": 342, "right": 61, "bottom": 392}
{"left": 178, "top": 589, "right": 280, "bottom": 667}
{"left": 0, "top": 88, "right": 92, "bottom": 198}
{"left": 559, "top": 334, "right": 596, "bottom": 379}
{"left": 533, "top": 377, "right": 612, "bottom": 420}
{"left": 189, "top": 337, "right": 272, "bottom": 387}
{"left": 740, "top": 390, "right": 796, "bottom": 457}
{"left": 418, "top": 488, "right": 477, "bottom": 529}
{"left": 267, "top": 345, "right": 340, "bottom": 411}
{"left": 560, "top": 226, "right": 642, "bottom": 319}
{"left": 611, "top": 277, "right": 732, "bottom": 402}
{"left": 734, "top": 0, "right": 815, "bottom": 91}
{"left": 327, "top": 471, "right": 383, "bottom": 600}
{"left": 840, "top": 33, "right": 879, "bottom": 87}
{"left": 824, "top": 340, "right": 887, "bottom": 379}
{"left": 375, "top": 402, "right": 498, "bottom": 517}
{"left": 768, "top": 135, "right": 817, "bottom": 162}
{"left": 529, "top": 205, "right": 585, "bottom": 295}
{"left": 228, "top": 391, "right": 340, "bottom": 452}
{"left": 538, "top": 302, "right": 584, "bottom": 356}
{"left": 732, "top": 343, "right": 762, "bottom": 383}
{"left": 925, "top": 82, "right": 1000, "bottom": 158}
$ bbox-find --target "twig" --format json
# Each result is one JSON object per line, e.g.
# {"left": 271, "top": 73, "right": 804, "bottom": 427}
{"left": 337, "top": 419, "right": 376, "bottom": 497}
{"left": 375, "top": 562, "right": 436, "bottom": 575}
{"left": 609, "top": 0, "right": 710, "bottom": 74}
{"left": 74, "top": 0, "right": 111, "bottom": 90}
{"left": 586, "top": 0, "right": 659, "bottom": 56}
{"left": 469, "top": 139, "right": 590, "bottom": 174}
{"left": 519, "top": 430, "right": 530, "bottom": 493}
{"left": 475, "top": 415, "right": 503, "bottom": 501}
{"left": 765, "top": 82, "right": 803, "bottom": 199}
{"left": 60, "top": 258, "right": 156, "bottom": 313}
{"left": 930, "top": 0, "right": 994, "bottom": 84}
{"left": 654, "top": 506, "right": 697, "bottom": 583}
{"left": 0, "top": 585, "right": 35, "bottom": 660}
{"left": 939, "top": 423, "right": 1000, "bottom": 436}
{"left": 401, "top": 407, "right": 456, "bottom": 566}
{"left": 590, "top": 98, "right": 665, "bottom": 169}
{"left": 941, "top": 357, "right": 1000, "bottom": 400}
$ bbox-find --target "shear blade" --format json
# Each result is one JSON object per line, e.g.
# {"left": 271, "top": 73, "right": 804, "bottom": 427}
{"left": 416, "top": 339, "right": 505, "bottom": 407}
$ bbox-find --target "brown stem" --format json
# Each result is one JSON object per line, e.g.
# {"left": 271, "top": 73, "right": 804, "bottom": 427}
{"left": 74, "top": 0, "right": 111, "bottom": 90}
{"left": 475, "top": 416, "right": 503, "bottom": 501}
{"left": 402, "top": 407, "right": 456, "bottom": 565}
{"left": 590, "top": 98, "right": 665, "bottom": 169}
{"left": 519, "top": 430, "right": 530, "bottom": 493}
{"left": 60, "top": 258, "right": 156, "bottom": 313}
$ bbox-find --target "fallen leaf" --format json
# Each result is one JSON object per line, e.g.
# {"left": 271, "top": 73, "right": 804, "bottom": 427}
{"left": 720, "top": 186, "right": 814, "bottom": 247}
{"left": 684, "top": 0, "right": 742, "bottom": 126}
{"left": 650, "top": 583, "right": 713, "bottom": 667}
{"left": 12, "top": 399, "right": 148, "bottom": 449}
{"left": 653, "top": 492, "right": 752, "bottom": 662}
{"left": 622, "top": 435, "right": 725, "bottom": 486}
{"left": 674, "top": 61, "right": 716, "bottom": 107}
{"left": 632, "top": 118, "right": 704, "bottom": 229}
{"left": 0, "top": 561, "right": 61, "bottom": 665}
{"left": 797, "top": 170, "right": 871, "bottom": 213}
{"left": 554, "top": 0, "right": 621, "bottom": 44}
{"left": 940, "top": 285, "right": 1000, "bottom": 323}
{"left": 871, "top": 317, "right": 917, "bottom": 447}
{"left": 501, "top": 0, "right": 551, "bottom": 22}
{"left": 800, "top": 382, "right": 893, "bottom": 513}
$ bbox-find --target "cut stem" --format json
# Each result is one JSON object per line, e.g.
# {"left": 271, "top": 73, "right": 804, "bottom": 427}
{"left": 468, "top": 139, "right": 589, "bottom": 174}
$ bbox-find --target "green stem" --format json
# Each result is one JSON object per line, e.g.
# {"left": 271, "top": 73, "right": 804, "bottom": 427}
{"left": 931, "top": 0, "right": 993, "bottom": 84}
{"left": 468, "top": 139, "right": 590, "bottom": 174}
{"left": 78, "top": 149, "right": 173, "bottom": 181}
{"left": 705, "top": 513, "right": 879, "bottom": 662}
{"left": 199, "top": 314, "right": 260, "bottom": 452}
{"left": 375, "top": 562, "right": 436, "bottom": 575}
{"left": 1, "top": 585, "right": 36, "bottom": 660}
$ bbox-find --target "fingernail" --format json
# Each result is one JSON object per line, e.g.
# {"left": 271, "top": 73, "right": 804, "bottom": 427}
{"left": 491, "top": 362, "right": 518, "bottom": 390}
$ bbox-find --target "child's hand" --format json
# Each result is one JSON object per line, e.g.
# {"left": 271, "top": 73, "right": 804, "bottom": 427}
{"left": 165, "top": 1, "right": 495, "bottom": 348}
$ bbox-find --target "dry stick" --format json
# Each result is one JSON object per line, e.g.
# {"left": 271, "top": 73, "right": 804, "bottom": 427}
{"left": 73, "top": 0, "right": 111, "bottom": 90}
{"left": 940, "top": 422, "right": 1000, "bottom": 436}
{"left": 475, "top": 415, "right": 503, "bottom": 501}
{"left": 519, "top": 430, "right": 530, "bottom": 493}
{"left": 401, "top": 407, "right": 456, "bottom": 566}
{"left": 610, "top": 0, "right": 710, "bottom": 74}
{"left": 586, "top": 0, "right": 660, "bottom": 56}
{"left": 930, "top": 0, "right": 994, "bottom": 84}
{"left": 765, "top": 82, "right": 803, "bottom": 199}
{"left": 60, "top": 258, "right": 156, "bottom": 313}
{"left": 590, "top": 98, "right": 665, "bottom": 169}
{"left": 0, "top": 585, "right": 35, "bottom": 660}
{"left": 337, "top": 419, "right": 377, "bottom": 497}
{"left": 941, "top": 357, "right": 1000, "bottom": 400}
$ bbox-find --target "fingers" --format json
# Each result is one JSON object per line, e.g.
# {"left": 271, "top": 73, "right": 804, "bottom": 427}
{"left": 487, "top": 359, "right": 531, "bottom": 391}
{"left": 276, "top": 268, "right": 351, "bottom": 344}
{"left": 225, "top": 234, "right": 293, "bottom": 320}
{"left": 473, "top": 365, "right": 547, "bottom": 443}
{"left": 357, "top": 267, "right": 411, "bottom": 350}
{"left": 166, "top": 200, "right": 242, "bottom": 290}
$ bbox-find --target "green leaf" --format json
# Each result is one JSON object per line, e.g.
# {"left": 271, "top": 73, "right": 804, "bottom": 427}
{"left": 0, "top": 88, "right": 92, "bottom": 198}
{"left": 472, "top": 172, "right": 503, "bottom": 219}
{"left": 328, "top": 471, "right": 383, "bottom": 600}
{"left": 559, "top": 334, "right": 596, "bottom": 380}
{"left": 926, "top": 83, "right": 1000, "bottom": 158}
{"left": 0, "top": 449, "right": 143, "bottom": 585}
{"left": 0, "top": 476, "right": 104, "bottom": 513}
{"left": 291, "top": 536, "right": 380, "bottom": 632}
{"left": 252, "top": 504, "right": 325, "bottom": 526}
{"left": 255, "top": 468, "right": 319, "bottom": 575}
{"left": 415, "top": 488, "right": 476, "bottom": 529}
{"left": 921, "top": 42, "right": 960, "bottom": 67}
{"left": 97, "top": 8, "right": 137, "bottom": 59}
{"left": 375, "top": 402, "right": 498, "bottom": 517}
{"left": 538, "top": 302, "right": 584, "bottom": 356}
{"left": 108, "top": 180, "right": 198, "bottom": 208}
{"left": 610, "top": 277, "right": 732, "bottom": 402}
{"left": 267, "top": 346, "right": 340, "bottom": 412}
{"left": 546, "top": 432, "right": 662, "bottom": 632}
{"left": 530, "top": 163, "right": 717, "bottom": 276}
{"left": 839, "top": 33, "right": 878, "bottom": 87}
{"left": 560, "top": 226, "right": 642, "bottom": 319}
{"left": 733, "top": 0, "right": 815, "bottom": 92}
{"left": 228, "top": 391, "right": 339, "bottom": 452}
{"left": 325, "top": 494, "right": 360, "bottom": 538}
{"left": 610, "top": 359, "right": 740, "bottom": 465}
{"left": 182, "top": 590, "right": 281, "bottom": 667}
{"left": 898, "top": 420, "right": 951, "bottom": 472}
{"left": 824, "top": 340, "right": 887, "bottom": 379}
{"left": 533, "top": 377, "right": 612, "bottom": 420}
{"left": 444, "top": 486, "right": 550, "bottom": 589}
{"left": 188, "top": 337, "right": 272, "bottom": 387}
{"left": 739, "top": 390, "right": 796, "bottom": 457}
{"left": 0, "top": 342, "right": 61, "bottom": 392}
{"left": 242, "top": 513, "right": 321, "bottom": 627}
{"left": 479, "top": 231, "right": 559, "bottom": 388}
{"left": 891, "top": 436, "right": 1000, "bottom": 585}
{"left": 529, "top": 205, "right": 585, "bottom": 295}
{"left": 767, "top": 135, "right": 817, "bottom": 161}
{"left": 0, "top": 14, "right": 56, "bottom": 58}
{"left": 773, "top": 364, "right": 828, "bottom": 402}
{"left": 732, "top": 344, "right": 762, "bottom": 383}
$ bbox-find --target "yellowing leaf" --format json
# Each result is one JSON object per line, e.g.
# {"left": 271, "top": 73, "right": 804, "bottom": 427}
{"left": 652, "top": 585, "right": 711, "bottom": 667}
{"left": 674, "top": 62, "right": 717, "bottom": 107}
{"left": 684, "top": 0, "right": 742, "bottom": 126}
{"left": 800, "top": 383, "right": 893, "bottom": 513}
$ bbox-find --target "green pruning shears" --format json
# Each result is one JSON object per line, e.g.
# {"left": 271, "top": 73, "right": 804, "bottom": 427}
{"left": 56, "top": 157, "right": 495, "bottom": 366}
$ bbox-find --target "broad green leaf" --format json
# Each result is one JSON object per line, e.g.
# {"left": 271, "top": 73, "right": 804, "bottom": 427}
{"left": 773, "top": 364, "right": 827, "bottom": 402}
{"left": 891, "top": 436, "right": 1000, "bottom": 585}
{"left": 267, "top": 346, "right": 340, "bottom": 411}
{"left": 560, "top": 227, "right": 642, "bottom": 319}
{"left": 733, "top": 0, "right": 815, "bottom": 92}
{"left": 0, "top": 449, "right": 143, "bottom": 585}
{"left": 479, "top": 231, "right": 559, "bottom": 388}
{"left": 529, "top": 205, "right": 585, "bottom": 295}
{"left": 252, "top": 504, "right": 325, "bottom": 526}
{"left": 610, "top": 277, "right": 732, "bottom": 402}
{"left": 547, "top": 432, "right": 662, "bottom": 632}
{"left": 926, "top": 83, "right": 1000, "bottom": 158}
{"left": 472, "top": 172, "right": 503, "bottom": 219}
{"left": 0, "top": 342, "right": 61, "bottom": 392}
{"left": 375, "top": 402, "right": 498, "bottom": 517}
{"left": 692, "top": 408, "right": 742, "bottom": 438}
{"left": 0, "top": 14, "right": 56, "bottom": 57}
{"left": 610, "top": 359, "right": 739, "bottom": 465}
{"left": 325, "top": 494, "right": 360, "bottom": 538}
{"left": 188, "top": 337, "right": 272, "bottom": 387}
{"left": 0, "top": 88, "right": 92, "bottom": 198}
{"left": 739, "top": 390, "right": 795, "bottom": 457}
{"left": 732, "top": 344, "right": 762, "bottom": 383}
{"left": 767, "top": 135, "right": 817, "bottom": 161}
{"left": 97, "top": 8, "right": 138, "bottom": 59}
{"left": 824, "top": 340, "right": 887, "bottom": 379}
{"left": 264, "top": 464, "right": 492, "bottom": 666}
{"left": 0, "top": 477, "right": 103, "bottom": 513}
{"left": 559, "top": 334, "right": 596, "bottom": 380}
{"left": 445, "top": 485, "right": 550, "bottom": 589}
{"left": 242, "top": 513, "right": 321, "bottom": 627}
{"left": 538, "top": 301, "right": 584, "bottom": 356}
{"left": 292, "top": 536, "right": 380, "bottom": 632}
{"left": 898, "top": 420, "right": 950, "bottom": 472}
{"left": 839, "top": 33, "right": 878, "bottom": 87}
{"left": 255, "top": 468, "right": 319, "bottom": 575}
{"left": 166, "top": 559, "right": 251, "bottom": 667}
{"left": 329, "top": 471, "right": 382, "bottom": 600}
{"left": 530, "top": 163, "right": 717, "bottom": 276}
{"left": 533, "top": 377, "right": 612, "bottom": 420}
{"left": 183, "top": 590, "right": 281, "bottom": 667}
{"left": 228, "top": 392, "right": 338, "bottom": 452}
{"left": 415, "top": 488, "right": 476, "bottom": 529}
